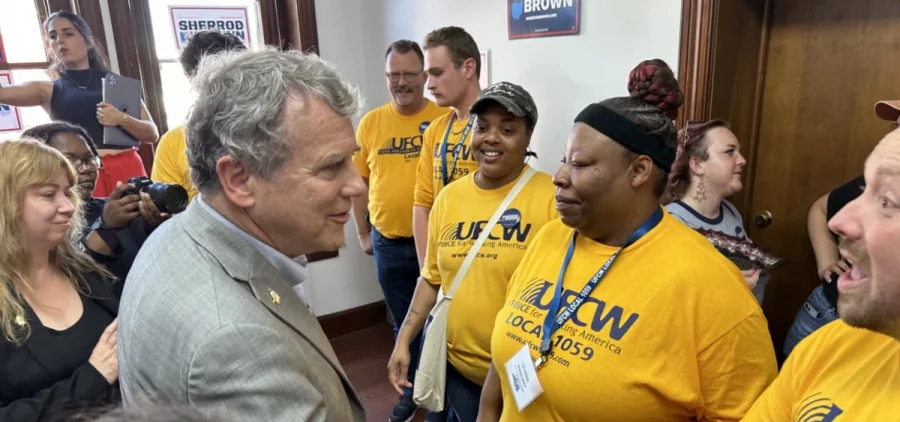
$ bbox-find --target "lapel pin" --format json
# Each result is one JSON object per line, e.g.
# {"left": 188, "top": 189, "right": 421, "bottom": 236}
{"left": 14, "top": 315, "right": 26, "bottom": 327}
{"left": 268, "top": 289, "right": 281, "bottom": 305}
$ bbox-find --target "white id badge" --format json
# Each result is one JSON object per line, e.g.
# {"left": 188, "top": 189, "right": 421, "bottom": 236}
{"left": 504, "top": 345, "right": 544, "bottom": 412}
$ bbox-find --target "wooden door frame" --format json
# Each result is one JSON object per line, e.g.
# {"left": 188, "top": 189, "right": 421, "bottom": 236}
{"left": 676, "top": 0, "right": 774, "bottom": 217}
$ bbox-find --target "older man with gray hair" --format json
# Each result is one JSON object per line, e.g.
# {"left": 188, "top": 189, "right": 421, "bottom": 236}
{"left": 117, "top": 48, "right": 366, "bottom": 421}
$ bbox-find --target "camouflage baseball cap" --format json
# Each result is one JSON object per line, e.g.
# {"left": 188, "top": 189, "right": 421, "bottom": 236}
{"left": 470, "top": 81, "right": 538, "bottom": 127}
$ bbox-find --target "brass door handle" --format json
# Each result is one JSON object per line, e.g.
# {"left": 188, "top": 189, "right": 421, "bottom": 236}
{"left": 754, "top": 210, "right": 773, "bottom": 228}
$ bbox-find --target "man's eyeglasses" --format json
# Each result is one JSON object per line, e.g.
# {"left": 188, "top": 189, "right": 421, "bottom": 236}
{"left": 66, "top": 154, "right": 101, "bottom": 171}
{"left": 385, "top": 72, "right": 423, "bottom": 83}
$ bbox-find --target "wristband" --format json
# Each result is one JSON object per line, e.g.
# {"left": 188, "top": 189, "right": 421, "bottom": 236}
{"left": 94, "top": 226, "right": 122, "bottom": 253}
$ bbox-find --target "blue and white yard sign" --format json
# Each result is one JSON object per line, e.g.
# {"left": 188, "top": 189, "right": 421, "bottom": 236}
{"left": 508, "top": 0, "right": 581, "bottom": 40}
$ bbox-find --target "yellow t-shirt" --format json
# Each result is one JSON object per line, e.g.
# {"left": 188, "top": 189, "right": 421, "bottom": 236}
{"left": 352, "top": 101, "right": 448, "bottom": 238}
{"left": 151, "top": 125, "right": 198, "bottom": 201}
{"left": 413, "top": 111, "right": 480, "bottom": 209}
{"left": 421, "top": 166, "right": 557, "bottom": 385}
{"left": 744, "top": 320, "right": 900, "bottom": 421}
{"left": 491, "top": 213, "right": 777, "bottom": 422}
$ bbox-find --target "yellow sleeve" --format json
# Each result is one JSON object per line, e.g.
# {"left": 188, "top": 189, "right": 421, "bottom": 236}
{"left": 741, "top": 359, "right": 797, "bottom": 421}
{"left": 420, "top": 190, "right": 444, "bottom": 285}
{"left": 151, "top": 127, "right": 187, "bottom": 187}
{"left": 742, "top": 321, "right": 838, "bottom": 421}
{"left": 352, "top": 113, "right": 372, "bottom": 178}
{"left": 414, "top": 122, "right": 438, "bottom": 208}
{"left": 697, "top": 312, "right": 778, "bottom": 421}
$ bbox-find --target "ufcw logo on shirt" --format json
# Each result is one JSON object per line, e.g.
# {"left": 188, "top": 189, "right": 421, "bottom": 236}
{"left": 518, "top": 278, "right": 639, "bottom": 341}
{"left": 377, "top": 135, "right": 423, "bottom": 157}
{"left": 797, "top": 393, "right": 844, "bottom": 421}
{"left": 432, "top": 142, "right": 474, "bottom": 161}
{"left": 440, "top": 221, "right": 532, "bottom": 243}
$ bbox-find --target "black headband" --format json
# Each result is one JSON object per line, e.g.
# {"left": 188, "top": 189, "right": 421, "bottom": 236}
{"left": 574, "top": 104, "right": 675, "bottom": 171}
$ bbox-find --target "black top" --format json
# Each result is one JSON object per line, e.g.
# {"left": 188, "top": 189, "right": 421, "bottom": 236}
{"left": 0, "top": 272, "right": 120, "bottom": 422}
{"left": 51, "top": 69, "right": 129, "bottom": 150}
{"left": 80, "top": 198, "right": 150, "bottom": 293}
{"left": 821, "top": 176, "right": 865, "bottom": 307}
{"left": 45, "top": 295, "right": 116, "bottom": 375}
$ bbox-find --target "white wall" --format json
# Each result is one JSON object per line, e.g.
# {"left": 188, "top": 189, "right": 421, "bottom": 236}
{"left": 305, "top": 0, "right": 391, "bottom": 316}
{"left": 308, "top": 0, "right": 683, "bottom": 316}
{"left": 378, "top": 0, "right": 683, "bottom": 176}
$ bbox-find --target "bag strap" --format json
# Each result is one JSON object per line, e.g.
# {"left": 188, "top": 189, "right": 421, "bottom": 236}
{"left": 446, "top": 167, "right": 536, "bottom": 298}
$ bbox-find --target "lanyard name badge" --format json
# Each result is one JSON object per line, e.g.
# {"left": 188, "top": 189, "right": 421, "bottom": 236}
{"left": 504, "top": 207, "right": 663, "bottom": 413}
{"left": 538, "top": 207, "right": 664, "bottom": 365}
{"left": 440, "top": 114, "right": 474, "bottom": 186}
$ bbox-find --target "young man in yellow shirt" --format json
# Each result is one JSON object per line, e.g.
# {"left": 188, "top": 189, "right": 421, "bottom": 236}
{"left": 350, "top": 40, "right": 448, "bottom": 422}
{"left": 744, "top": 127, "right": 900, "bottom": 421}
{"left": 413, "top": 26, "right": 483, "bottom": 267}
{"left": 151, "top": 31, "right": 246, "bottom": 202}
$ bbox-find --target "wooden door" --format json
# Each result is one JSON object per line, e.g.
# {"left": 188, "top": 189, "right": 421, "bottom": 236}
{"left": 679, "top": 0, "right": 900, "bottom": 358}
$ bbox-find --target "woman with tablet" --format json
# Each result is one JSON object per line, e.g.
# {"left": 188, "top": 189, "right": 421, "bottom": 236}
{"left": 0, "top": 12, "right": 158, "bottom": 197}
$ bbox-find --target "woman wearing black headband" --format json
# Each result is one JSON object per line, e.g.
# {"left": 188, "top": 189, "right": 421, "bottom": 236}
{"left": 476, "top": 61, "right": 777, "bottom": 421}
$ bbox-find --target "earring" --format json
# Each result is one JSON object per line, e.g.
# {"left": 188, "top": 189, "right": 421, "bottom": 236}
{"left": 692, "top": 175, "right": 707, "bottom": 202}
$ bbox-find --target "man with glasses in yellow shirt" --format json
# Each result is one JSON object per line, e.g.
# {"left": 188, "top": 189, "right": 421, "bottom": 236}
{"left": 745, "top": 127, "right": 900, "bottom": 421}
{"left": 351, "top": 39, "right": 448, "bottom": 422}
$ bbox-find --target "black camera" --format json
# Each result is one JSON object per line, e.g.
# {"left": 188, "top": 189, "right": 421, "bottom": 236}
{"left": 124, "top": 177, "right": 189, "bottom": 214}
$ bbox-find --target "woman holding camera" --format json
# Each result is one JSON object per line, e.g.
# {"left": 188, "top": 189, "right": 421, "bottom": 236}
{"left": 23, "top": 122, "right": 169, "bottom": 289}
{"left": 0, "top": 139, "right": 120, "bottom": 421}
{"left": 0, "top": 12, "right": 159, "bottom": 197}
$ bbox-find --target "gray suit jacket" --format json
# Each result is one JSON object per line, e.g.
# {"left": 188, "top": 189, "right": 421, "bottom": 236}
{"left": 118, "top": 200, "right": 365, "bottom": 422}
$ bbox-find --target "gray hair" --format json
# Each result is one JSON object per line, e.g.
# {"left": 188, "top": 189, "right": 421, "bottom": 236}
{"left": 185, "top": 47, "right": 362, "bottom": 194}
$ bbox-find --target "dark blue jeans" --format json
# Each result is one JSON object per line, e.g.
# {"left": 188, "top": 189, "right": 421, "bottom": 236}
{"left": 371, "top": 227, "right": 424, "bottom": 385}
{"left": 446, "top": 362, "right": 482, "bottom": 422}
{"left": 783, "top": 285, "right": 839, "bottom": 357}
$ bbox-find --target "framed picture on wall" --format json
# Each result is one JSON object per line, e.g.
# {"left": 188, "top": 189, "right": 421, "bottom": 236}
{"left": 0, "top": 30, "right": 6, "bottom": 63}
{"left": 0, "top": 71, "right": 24, "bottom": 133}
{"left": 169, "top": 6, "right": 253, "bottom": 50}
{"left": 508, "top": 0, "right": 581, "bottom": 40}
{"left": 480, "top": 50, "right": 490, "bottom": 88}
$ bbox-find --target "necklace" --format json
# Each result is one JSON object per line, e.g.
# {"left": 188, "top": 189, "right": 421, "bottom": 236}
{"left": 64, "top": 69, "right": 93, "bottom": 90}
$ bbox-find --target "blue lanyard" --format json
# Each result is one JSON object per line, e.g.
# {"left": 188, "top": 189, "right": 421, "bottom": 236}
{"left": 440, "top": 114, "right": 474, "bottom": 186}
{"left": 539, "top": 207, "right": 664, "bottom": 358}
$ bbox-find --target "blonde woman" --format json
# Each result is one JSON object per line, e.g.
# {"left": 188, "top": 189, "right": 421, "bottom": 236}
{"left": 0, "top": 139, "right": 119, "bottom": 421}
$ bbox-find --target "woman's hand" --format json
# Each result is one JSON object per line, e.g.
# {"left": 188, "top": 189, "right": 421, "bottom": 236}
{"left": 96, "top": 102, "right": 127, "bottom": 127}
{"left": 138, "top": 192, "right": 170, "bottom": 228}
{"left": 89, "top": 319, "right": 119, "bottom": 385}
{"left": 741, "top": 268, "right": 761, "bottom": 290}
{"left": 387, "top": 344, "right": 412, "bottom": 396}
{"left": 102, "top": 182, "right": 141, "bottom": 229}
{"left": 820, "top": 259, "right": 851, "bottom": 283}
